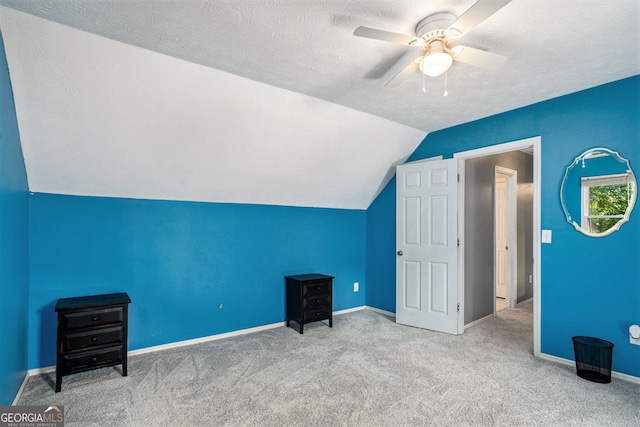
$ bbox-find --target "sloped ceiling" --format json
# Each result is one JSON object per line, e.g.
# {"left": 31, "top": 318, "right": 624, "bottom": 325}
{"left": 0, "top": 1, "right": 638, "bottom": 209}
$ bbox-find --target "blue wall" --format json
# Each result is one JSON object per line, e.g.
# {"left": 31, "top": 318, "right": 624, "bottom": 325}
{"left": 366, "top": 176, "right": 397, "bottom": 312}
{"left": 366, "top": 75, "right": 640, "bottom": 378}
{"left": 28, "top": 194, "right": 366, "bottom": 369}
{"left": 0, "top": 33, "right": 29, "bottom": 405}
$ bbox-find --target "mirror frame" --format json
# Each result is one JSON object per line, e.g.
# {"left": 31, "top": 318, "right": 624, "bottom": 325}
{"left": 560, "top": 147, "right": 637, "bottom": 237}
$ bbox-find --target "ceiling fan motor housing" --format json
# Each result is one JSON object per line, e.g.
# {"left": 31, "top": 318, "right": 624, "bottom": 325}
{"left": 415, "top": 12, "right": 458, "bottom": 43}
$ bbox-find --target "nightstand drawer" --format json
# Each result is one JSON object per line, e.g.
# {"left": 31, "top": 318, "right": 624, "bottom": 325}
{"left": 303, "top": 294, "right": 330, "bottom": 309}
{"left": 304, "top": 308, "right": 331, "bottom": 323}
{"left": 62, "top": 346, "right": 124, "bottom": 372}
{"left": 63, "top": 326, "right": 123, "bottom": 352}
{"left": 303, "top": 281, "right": 331, "bottom": 296}
{"left": 62, "top": 307, "right": 124, "bottom": 330}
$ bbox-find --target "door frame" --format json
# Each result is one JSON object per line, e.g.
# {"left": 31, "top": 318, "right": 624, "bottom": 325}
{"left": 494, "top": 166, "right": 517, "bottom": 309}
{"left": 454, "top": 136, "right": 541, "bottom": 357}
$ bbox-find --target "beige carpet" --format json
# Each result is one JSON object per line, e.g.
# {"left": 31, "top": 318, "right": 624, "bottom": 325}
{"left": 17, "top": 302, "right": 640, "bottom": 426}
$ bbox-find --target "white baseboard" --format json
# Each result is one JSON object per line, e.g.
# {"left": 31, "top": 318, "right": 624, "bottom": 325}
{"left": 334, "top": 306, "right": 366, "bottom": 315}
{"left": 129, "top": 320, "right": 287, "bottom": 357}
{"left": 133, "top": 306, "right": 373, "bottom": 356}
{"left": 462, "top": 298, "right": 532, "bottom": 330}
{"left": 26, "top": 365, "right": 55, "bottom": 376}
{"left": 11, "top": 372, "right": 29, "bottom": 406}
{"left": 364, "top": 306, "right": 395, "bottom": 318}
{"left": 464, "top": 313, "right": 494, "bottom": 329}
{"left": 538, "top": 352, "right": 640, "bottom": 385}
{"left": 517, "top": 298, "right": 533, "bottom": 307}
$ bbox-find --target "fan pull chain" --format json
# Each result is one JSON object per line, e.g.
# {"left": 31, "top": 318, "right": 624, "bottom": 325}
{"left": 422, "top": 71, "right": 426, "bottom": 94}
{"left": 443, "top": 72, "right": 449, "bottom": 97}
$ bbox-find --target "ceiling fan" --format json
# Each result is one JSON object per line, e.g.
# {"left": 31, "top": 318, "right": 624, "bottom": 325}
{"left": 354, "top": 0, "right": 512, "bottom": 87}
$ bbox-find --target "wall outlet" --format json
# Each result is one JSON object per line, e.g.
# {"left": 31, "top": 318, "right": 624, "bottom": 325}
{"left": 541, "top": 229, "right": 552, "bottom": 243}
{"left": 630, "top": 325, "right": 640, "bottom": 346}
{"left": 354, "top": 282, "right": 359, "bottom": 292}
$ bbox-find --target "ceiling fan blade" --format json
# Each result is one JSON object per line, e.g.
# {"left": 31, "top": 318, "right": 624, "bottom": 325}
{"left": 354, "top": 26, "right": 417, "bottom": 45}
{"left": 448, "top": 0, "right": 512, "bottom": 37}
{"left": 452, "top": 46, "right": 507, "bottom": 70}
{"left": 384, "top": 57, "right": 421, "bottom": 88}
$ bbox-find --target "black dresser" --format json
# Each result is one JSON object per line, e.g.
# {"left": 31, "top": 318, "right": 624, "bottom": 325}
{"left": 55, "top": 292, "right": 131, "bottom": 392}
{"left": 285, "top": 274, "right": 333, "bottom": 334}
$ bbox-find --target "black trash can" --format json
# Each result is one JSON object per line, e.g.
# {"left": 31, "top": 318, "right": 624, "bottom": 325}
{"left": 572, "top": 336, "right": 614, "bottom": 383}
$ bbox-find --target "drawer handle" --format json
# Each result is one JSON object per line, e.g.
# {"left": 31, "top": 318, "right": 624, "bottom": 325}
{"left": 315, "top": 299, "right": 320, "bottom": 303}
{"left": 91, "top": 316, "right": 99, "bottom": 322}
{"left": 316, "top": 312, "right": 320, "bottom": 317}
{"left": 91, "top": 336, "right": 98, "bottom": 342}
{"left": 91, "top": 356, "right": 98, "bottom": 362}
{"left": 316, "top": 286, "right": 321, "bottom": 290}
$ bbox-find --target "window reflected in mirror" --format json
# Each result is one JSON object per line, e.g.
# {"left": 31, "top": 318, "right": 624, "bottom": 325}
{"left": 582, "top": 174, "right": 633, "bottom": 233}
{"left": 561, "top": 148, "right": 636, "bottom": 237}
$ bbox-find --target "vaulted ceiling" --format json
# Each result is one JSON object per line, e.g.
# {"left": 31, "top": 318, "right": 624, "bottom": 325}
{"left": 0, "top": 1, "right": 638, "bottom": 209}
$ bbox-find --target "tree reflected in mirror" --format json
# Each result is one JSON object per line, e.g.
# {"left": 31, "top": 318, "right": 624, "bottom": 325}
{"left": 587, "top": 182, "right": 632, "bottom": 233}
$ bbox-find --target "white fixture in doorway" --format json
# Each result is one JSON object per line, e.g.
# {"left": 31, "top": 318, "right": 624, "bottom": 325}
{"left": 495, "top": 166, "right": 517, "bottom": 310}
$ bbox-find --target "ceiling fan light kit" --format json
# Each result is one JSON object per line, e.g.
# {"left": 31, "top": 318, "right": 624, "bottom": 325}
{"left": 353, "top": 0, "right": 512, "bottom": 88}
{"left": 419, "top": 40, "right": 453, "bottom": 77}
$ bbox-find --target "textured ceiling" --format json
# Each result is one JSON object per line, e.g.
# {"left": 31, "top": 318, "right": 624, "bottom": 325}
{"left": 0, "top": 0, "right": 638, "bottom": 208}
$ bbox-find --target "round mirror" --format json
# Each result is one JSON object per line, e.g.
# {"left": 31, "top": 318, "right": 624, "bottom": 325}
{"left": 560, "top": 148, "right": 636, "bottom": 237}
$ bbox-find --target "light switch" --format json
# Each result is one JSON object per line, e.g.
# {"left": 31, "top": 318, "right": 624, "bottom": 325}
{"left": 541, "top": 229, "right": 552, "bottom": 243}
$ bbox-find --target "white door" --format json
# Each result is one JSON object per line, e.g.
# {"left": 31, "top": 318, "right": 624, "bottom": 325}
{"left": 495, "top": 166, "right": 518, "bottom": 308}
{"left": 495, "top": 174, "right": 508, "bottom": 299}
{"left": 396, "top": 159, "right": 459, "bottom": 334}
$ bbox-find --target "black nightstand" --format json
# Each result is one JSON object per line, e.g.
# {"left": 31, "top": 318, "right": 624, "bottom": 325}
{"left": 285, "top": 274, "right": 333, "bottom": 334}
{"left": 55, "top": 292, "right": 131, "bottom": 392}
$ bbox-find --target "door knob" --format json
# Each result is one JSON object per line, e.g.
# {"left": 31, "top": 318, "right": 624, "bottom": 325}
{"left": 397, "top": 250, "right": 403, "bottom": 256}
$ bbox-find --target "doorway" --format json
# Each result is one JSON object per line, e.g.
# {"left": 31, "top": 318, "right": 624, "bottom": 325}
{"left": 394, "top": 137, "right": 541, "bottom": 356}
{"left": 455, "top": 137, "right": 541, "bottom": 357}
